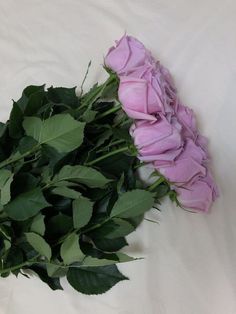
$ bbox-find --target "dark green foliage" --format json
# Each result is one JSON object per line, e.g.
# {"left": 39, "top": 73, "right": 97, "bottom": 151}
{"left": 67, "top": 265, "right": 128, "bottom": 295}
{"left": 0, "top": 75, "right": 166, "bottom": 295}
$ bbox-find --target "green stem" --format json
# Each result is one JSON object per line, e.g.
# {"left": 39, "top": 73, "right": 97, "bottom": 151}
{"left": 108, "top": 139, "right": 126, "bottom": 147}
{"left": 148, "top": 177, "right": 165, "bottom": 191}
{"left": 114, "top": 119, "right": 132, "bottom": 128}
{"left": 94, "top": 104, "right": 121, "bottom": 121}
{"left": 0, "top": 146, "right": 39, "bottom": 169}
{"left": 52, "top": 228, "right": 75, "bottom": 247}
{"left": 82, "top": 218, "right": 110, "bottom": 234}
{"left": 0, "top": 261, "right": 30, "bottom": 275}
{"left": 85, "top": 146, "right": 130, "bottom": 166}
{"left": 0, "top": 254, "right": 40, "bottom": 275}
{"left": 134, "top": 162, "right": 145, "bottom": 170}
{"left": 96, "top": 139, "right": 126, "bottom": 153}
{"left": 80, "top": 60, "right": 92, "bottom": 97}
{"left": 79, "top": 74, "right": 117, "bottom": 110}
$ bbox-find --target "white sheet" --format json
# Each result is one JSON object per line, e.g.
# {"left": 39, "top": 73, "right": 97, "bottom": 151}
{"left": 0, "top": 1, "right": 235, "bottom": 313}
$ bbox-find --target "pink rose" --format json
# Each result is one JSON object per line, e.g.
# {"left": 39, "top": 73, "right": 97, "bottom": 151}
{"left": 118, "top": 76, "right": 157, "bottom": 121}
{"left": 175, "top": 102, "right": 197, "bottom": 139}
{"left": 176, "top": 138, "right": 208, "bottom": 163}
{"left": 158, "top": 64, "right": 177, "bottom": 107}
{"left": 118, "top": 63, "right": 177, "bottom": 120}
{"left": 106, "top": 34, "right": 219, "bottom": 212}
{"left": 106, "top": 35, "right": 178, "bottom": 120}
{"left": 105, "top": 35, "right": 152, "bottom": 75}
{"left": 203, "top": 170, "right": 219, "bottom": 201}
{"left": 157, "top": 158, "right": 206, "bottom": 185}
{"left": 155, "top": 138, "right": 207, "bottom": 185}
{"left": 130, "top": 116, "right": 183, "bottom": 162}
{"left": 175, "top": 172, "right": 218, "bottom": 211}
{"left": 127, "top": 63, "right": 176, "bottom": 108}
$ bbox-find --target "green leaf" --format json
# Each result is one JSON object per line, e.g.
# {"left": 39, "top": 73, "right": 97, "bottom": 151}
{"left": 92, "top": 237, "right": 128, "bottom": 252}
{"left": 93, "top": 129, "right": 113, "bottom": 149}
{"left": 30, "top": 213, "right": 45, "bottom": 236}
{"left": 25, "top": 232, "right": 51, "bottom": 260}
{"left": 23, "top": 114, "right": 85, "bottom": 153}
{"left": 41, "top": 145, "right": 66, "bottom": 168}
{"left": 9, "top": 85, "right": 44, "bottom": 139}
{"left": 110, "top": 190, "right": 154, "bottom": 218}
{"left": 90, "top": 218, "right": 134, "bottom": 239}
{"left": 0, "top": 169, "right": 14, "bottom": 205}
{"left": 104, "top": 218, "right": 134, "bottom": 239}
{"left": 46, "top": 214, "right": 73, "bottom": 238}
{"left": 17, "top": 85, "right": 45, "bottom": 111}
{"left": 82, "top": 253, "right": 135, "bottom": 267}
{"left": 100, "top": 74, "right": 119, "bottom": 99}
{"left": 60, "top": 233, "right": 85, "bottom": 265}
{"left": 82, "top": 108, "right": 97, "bottom": 122}
{"left": 81, "top": 257, "right": 117, "bottom": 267}
{"left": 67, "top": 264, "right": 128, "bottom": 295}
{"left": 9, "top": 101, "right": 23, "bottom": 139}
{"left": 52, "top": 186, "right": 81, "bottom": 199}
{"left": 11, "top": 173, "right": 39, "bottom": 195}
{"left": 52, "top": 165, "right": 111, "bottom": 188}
{"left": 0, "top": 169, "right": 12, "bottom": 188}
{"left": 52, "top": 181, "right": 78, "bottom": 188}
{"left": 72, "top": 196, "right": 93, "bottom": 229}
{"left": 126, "top": 214, "right": 144, "bottom": 228}
{"left": 17, "top": 136, "right": 38, "bottom": 154}
{"left": 95, "top": 152, "right": 135, "bottom": 177}
{"left": 0, "top": 122, "right": 7, "bottom": 140}
{"left": 4, "top": 246, "right": 23, "bottom": 269}
{"left": 47, "top": 86, "right": 78, "bottom": 108}
{"left": 24, "top": 90, "right": 45, "bottom": 116}
{"left": 30, "top": 265, "right": 63, "bottom": 290}
{"left": 46, "top": 261, "right": 67, "bottom": 278}
{"left": 4, "top": 188, "right": 50, "bottom": 221}
{"left": 113, "top": 128, "right": 133, "bottom": 142}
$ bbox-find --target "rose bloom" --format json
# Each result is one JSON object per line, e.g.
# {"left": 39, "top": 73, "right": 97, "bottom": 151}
{"left": 175, "top": 170, "right": 219, "bottom": 211}
{"left": 175, "top": 102, "right": 197, "bottom": 139}
{"left": 118, "top": 62, "right": 177, "bottom": 120}
{"left": 105, "top": 35, "right": 153, "bottom": 75}
{"left": 106, "top": 35, "right": 177, "bottom": 120}
{"left": 118, "top": 64, "right": 178, "bottom": 120}
{"left": 155, "top": 138, "right": 207, "bottom": 185}
{"left": 130, "top": 116, "right": 183, "bottom": 162}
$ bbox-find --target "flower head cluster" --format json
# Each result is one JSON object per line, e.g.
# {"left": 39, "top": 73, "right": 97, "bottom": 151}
{"left": 105, "top": 35, "right": 218, "bottom": 211}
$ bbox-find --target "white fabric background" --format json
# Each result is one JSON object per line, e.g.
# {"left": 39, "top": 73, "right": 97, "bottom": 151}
{"left": 0, "top": 1, "right": 235, "bottom": 313}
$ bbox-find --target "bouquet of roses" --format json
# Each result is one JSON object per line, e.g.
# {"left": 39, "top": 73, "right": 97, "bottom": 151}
{"left": 0, "top": 35, "right": 218, "bottom": 295}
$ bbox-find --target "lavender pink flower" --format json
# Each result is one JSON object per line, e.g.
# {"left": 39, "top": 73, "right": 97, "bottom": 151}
{"left": 175, "top": 170, "right": 219, "bottom": 211}
{"left": 155, "top": 138, "right": 207, "bottom": 185}
{"left": 105, "top": 35, "right": 153, "bottom": 75}
{"left": 130, "top": 116, "right": 183, "bottom": 163}
{"left": 105, "top": 35, "right": 218, "bottom": 212}
{"left": 118, "top": 63, "right": 175, "bottom": 120}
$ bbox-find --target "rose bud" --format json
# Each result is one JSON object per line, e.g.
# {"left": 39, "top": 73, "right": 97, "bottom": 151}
{"left": 105, "top": 35, "right": 152, "bottom": 75}
{"left": 202, "top": 170, "right": 219, "bottom": 201}
{"left": 175, "top": 102, "right": 197, "bottom": 139}
{"left": 156, "top": 138, "right": 207, "bottom": 185}
{"left": 130, "top": 116, "right": 183, "bottom": 162}
{"left": 118, "top": 67, "right": 177, "bottom": 120}
{"left": 175, "top": 174, "right": 218, "bottom": 211}
{"left": 118, "top": 63, "right": 177, "bottom": 120}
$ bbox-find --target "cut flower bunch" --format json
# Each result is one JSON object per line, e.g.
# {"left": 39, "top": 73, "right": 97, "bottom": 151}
{"left": 0, "top": 35, "right": 218, "bottom": 295}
